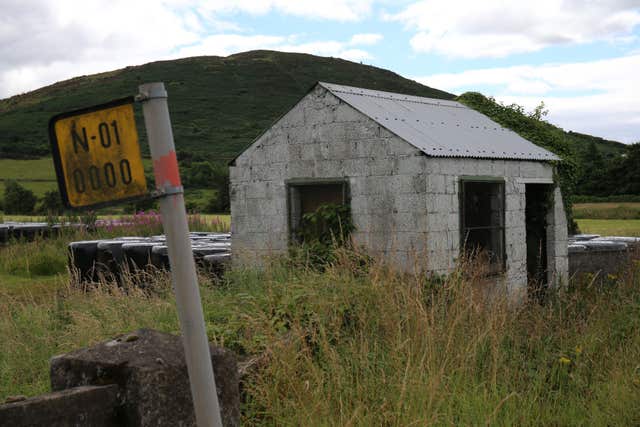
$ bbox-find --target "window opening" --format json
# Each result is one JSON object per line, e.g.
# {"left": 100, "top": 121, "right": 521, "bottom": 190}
{"left": 460, "top": 180, "right": 505, "bottom": 274}
{"left": 288, "top": 182, "right": 347, "bottom": 242}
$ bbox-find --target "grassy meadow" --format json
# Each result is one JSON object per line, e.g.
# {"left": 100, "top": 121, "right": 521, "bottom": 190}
{"left": 573, "top": 202, "right": 640, "bottom": 220}
{"left": 0, "top": 158, "right": 56, "bottom": 181}
{"left": 573, "top": 202, "right": 640, "bottom": 236}
{"left": 0, "top": 157, "right": 58, "bottom": 197}
{"left": 1, "top": 199, "right": 640, "bottom": 424}
{"left": 575, "top": 219, "right": 640, "bottom": 237}
{"left": 1, "top": 227, "right": 640, "bottom": 424}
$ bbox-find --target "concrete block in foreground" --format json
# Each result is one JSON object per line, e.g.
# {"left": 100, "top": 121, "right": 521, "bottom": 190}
{"left": 50, "top": 328, "right": 240, "bottom": 427}
{"left": 0, "top": 385, "right": 120, "bottom": 427}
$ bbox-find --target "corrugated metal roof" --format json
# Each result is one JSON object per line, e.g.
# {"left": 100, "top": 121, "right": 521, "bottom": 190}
{"left": 320, "top": 82, "right": 559, "bottom": 161}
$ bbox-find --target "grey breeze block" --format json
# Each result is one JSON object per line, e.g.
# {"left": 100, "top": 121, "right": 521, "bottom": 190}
{"left": 50, "top": 328, "right": 240, "bottom": 427}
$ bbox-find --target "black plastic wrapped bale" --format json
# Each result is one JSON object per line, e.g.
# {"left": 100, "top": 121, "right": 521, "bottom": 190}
{"left": 580, "top": 241, "right": 628, "bottom": 251}
{"left": 203, "top": 253, "right": 232, "bottom": 278}
{"left": 11, "top": 223, "right": 50, "bottom": 241}
{"left": 68, "top": 240, "right": 102, "bottom": 283}
{"left": 192, "top": 245, "right": 230, "bottom": 268}
{"left": 197, "top": 233, "right": 231, "bottom": 242}
{"left": 192, "top": 244, "right": 230, "bottom": 256}
{"left": 150, "top": 245, "right": 170, "bottom": 270}
{"left": 96, "top": 240, "right": 131, "bottom": 281}
{"left": 122, "top": 242, "right": 157, "bottom": 272}
{"left": 0, "top": 225, "right": 8, "bottom": 244}
{"left": 212, "top": 233, "right": 232, "bottom": 241}
{"left": 189, "top": 232, "right": 213, "bottom": 237}
{"left": 571, "top": 234, "right": 600, "bottom": 241}
{"left": 49, "top": 224, "right": 64, "bottom": 237}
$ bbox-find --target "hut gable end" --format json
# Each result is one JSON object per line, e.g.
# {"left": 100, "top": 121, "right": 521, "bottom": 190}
{"left": 232, "top": 84, "right": 422, "bottom": 170}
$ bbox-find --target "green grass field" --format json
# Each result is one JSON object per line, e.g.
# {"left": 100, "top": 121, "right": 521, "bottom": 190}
{"left": 573, "top": 202, "right": 640, "bottom": 220}
{"left": 575, "top": 219, "right": 640, "bottom": 237}
{"left": 1, "top": 235, "right": 639, "bottom": 425}
{"left": 0, "top": 158, "right": 58, "bottom": 197}
{"left": 572, "top": 202, "right": 640, "bottom": 236}
{"left": 0, "top": 158, "right": 55, "bottom": 180}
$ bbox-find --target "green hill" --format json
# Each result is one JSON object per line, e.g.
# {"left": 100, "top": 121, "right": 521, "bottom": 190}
{"left": 1, "top": 50, "right": 632, "bottom": 212}
{"left": 566, "top": 131, "right": 627, "bottom": 159}
{"left": 0, "top": 50, "right": 454, "bottom": 160}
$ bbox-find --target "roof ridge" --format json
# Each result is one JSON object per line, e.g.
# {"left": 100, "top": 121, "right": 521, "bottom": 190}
{"left": 319, "top": 81, "right": 464, "bottom": 108}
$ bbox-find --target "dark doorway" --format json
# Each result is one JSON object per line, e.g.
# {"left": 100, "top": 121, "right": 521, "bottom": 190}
{"left": 525, "top": 184, "right": 553, "bottom": 301}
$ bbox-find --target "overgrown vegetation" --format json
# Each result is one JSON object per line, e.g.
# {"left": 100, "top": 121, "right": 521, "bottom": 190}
{"left": 2, "top": 181, "right": 37, "bottom": 215}
{"left": 290, "top": 203, "right": 356, "bottom": 268}
{"left": 457, "top": 93, "right": 581, "bottom": 230}
{"left": 1, "top": 235, "right": 639, "bottom": 425}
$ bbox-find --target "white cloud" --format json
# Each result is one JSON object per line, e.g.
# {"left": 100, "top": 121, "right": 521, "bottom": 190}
{"left": 415, "top": 55, "right": 640, "bottom": 143}
{"left": 0, "top": 0, "right": 200, "bottom": 96}
{"left": 387, "top": 0, "right": 640, "bottom": 58}
{"left": 0, "top": 0, "right": 378, "bottom": 98}
{"left": 194, "top": 0, "right": 374, "bottom": 22}
{"left": 349, "top": 33, "right": 383, "bottom": 45}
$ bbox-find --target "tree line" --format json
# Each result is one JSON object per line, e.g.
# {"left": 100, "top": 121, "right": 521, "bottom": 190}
{"left": 0, "top": 154, "right": 231, "bottom": 216}
{"left": 575, "top": 140, "right": 640, "bottom": 198}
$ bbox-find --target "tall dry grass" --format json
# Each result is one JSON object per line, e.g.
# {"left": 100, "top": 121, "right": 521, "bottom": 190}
{"left": 1, "top": 243, "right": 639, "bottom": 425}
{"left": 226, "top": 250, "right": 640, "bottom": 425}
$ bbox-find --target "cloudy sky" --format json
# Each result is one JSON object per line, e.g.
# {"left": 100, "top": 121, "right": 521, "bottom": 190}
{"left": 2, "top": 0, "right": 639, "bottom": 143}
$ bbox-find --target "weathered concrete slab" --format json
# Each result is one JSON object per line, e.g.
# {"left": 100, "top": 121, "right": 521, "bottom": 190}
{"left": 569, "top": 247, "right": 635, "bottom": 280}
{"left": 50, "top": 329, "right": 239, "bottom": 427}
{"left": 0, "top": 385, "right": 120, "bottom": 427}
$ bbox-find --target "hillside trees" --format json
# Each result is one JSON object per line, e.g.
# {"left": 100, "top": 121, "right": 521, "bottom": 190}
{"left": 180, "top": 160, "right": 230, "bottom": 213}
{"left": 36, "top": 190, "right": 64, "bottom": 215}
{"left": 3, "top": 181, "right": 37, "bottom": 214}
{"left": 604, "top": 142, "right": 640, "bottom": 195}
{"left": 206, "top": 170, "right": 230, "bottom": 213}
{"left": 576, "top": 141, "right": 608, "bottom": 195}
{"left": 574, "top": 140, "right": 640, "bottom": 198}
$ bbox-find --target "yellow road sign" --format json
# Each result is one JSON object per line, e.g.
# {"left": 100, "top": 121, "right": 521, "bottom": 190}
{"left": 49, "top": 98, "right": 148, "bottom": 208}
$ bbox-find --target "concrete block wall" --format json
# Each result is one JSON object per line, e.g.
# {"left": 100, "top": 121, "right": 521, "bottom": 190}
{"left": 230, "top": 85, "right": 428, "bottom": 269}
{"left": 423, "top": 158, "right": 565, "bottom": 298}
{"left": 547, "top": 187, "right": 569, "bottom": 285}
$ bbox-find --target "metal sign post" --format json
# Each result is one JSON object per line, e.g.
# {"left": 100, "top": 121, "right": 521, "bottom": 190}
{"left": 137, "top": 82, "right": 222, "bottom": 427}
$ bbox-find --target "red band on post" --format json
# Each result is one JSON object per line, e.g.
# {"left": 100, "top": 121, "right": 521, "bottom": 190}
{"left": 153, "top": 151, "right": 182, "bottom": 188}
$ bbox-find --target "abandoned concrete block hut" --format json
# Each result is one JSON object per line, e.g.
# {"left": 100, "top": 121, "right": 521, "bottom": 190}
{"left": 229, "top": 82, "right": 568, "bottom": 296}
